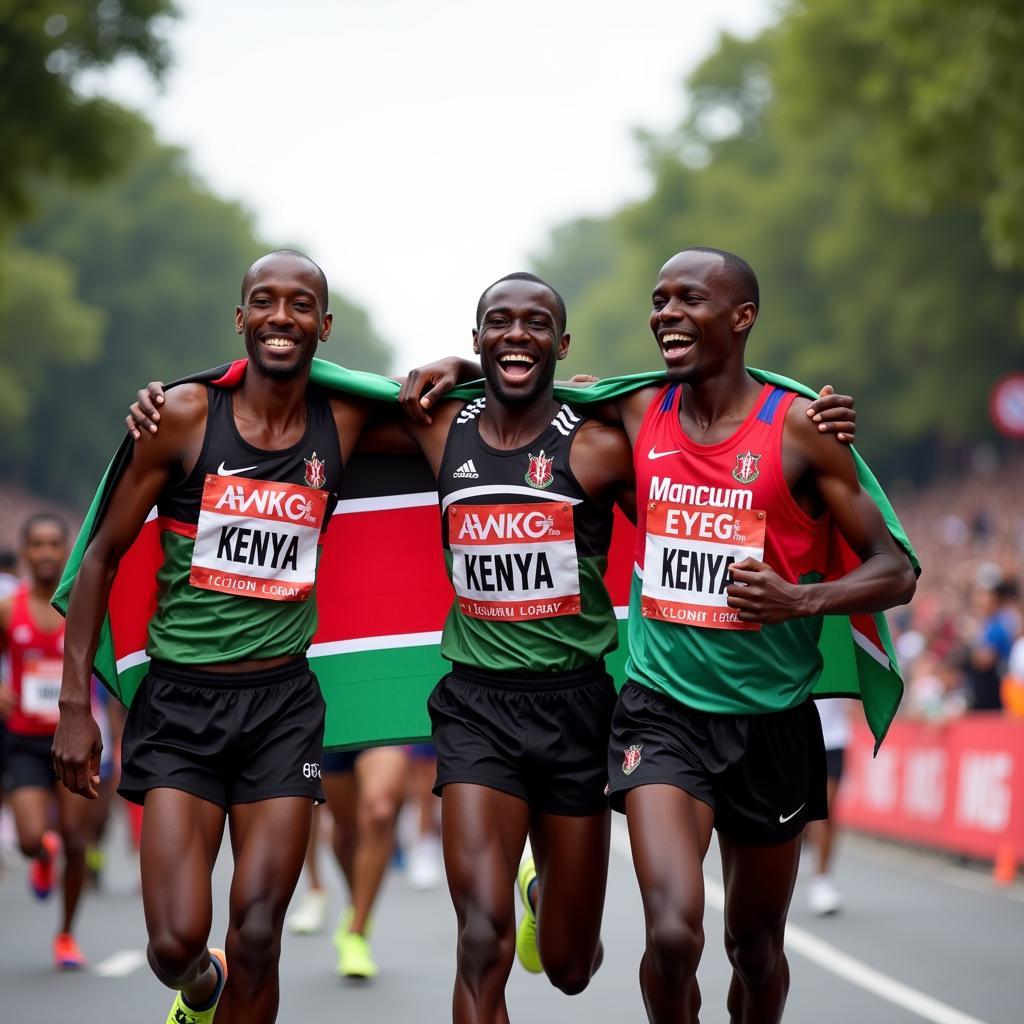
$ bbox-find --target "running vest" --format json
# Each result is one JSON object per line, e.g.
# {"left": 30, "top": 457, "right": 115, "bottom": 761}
{"left": 6, "top": 584, "right": 64, "bottom": 736}
{"left": 626, "top": 382, "right": 830, "bottom": 713}
{"left": 146, "top": 384, "right": 343, "bottom": 665}
{"left": 437, "top": 398, "right": 617, "bottom": 673}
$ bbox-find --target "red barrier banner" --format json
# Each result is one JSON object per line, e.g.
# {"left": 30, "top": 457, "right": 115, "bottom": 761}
{"left": 838, "top": 714, "right": 1024, "bottom": 862}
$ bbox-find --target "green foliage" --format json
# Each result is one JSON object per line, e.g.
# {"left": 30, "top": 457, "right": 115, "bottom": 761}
{"left": 533, "top": 9, "right": 1024, "bottom": 480}
{"left": 3, "top": 124, "right": 392, "bottom": 503}
{"left": 0, "top": 0, "right": 178, "bottom": 230}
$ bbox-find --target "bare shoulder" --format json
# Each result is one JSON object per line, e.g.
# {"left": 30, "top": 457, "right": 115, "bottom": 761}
{"left": 157, "top": 382, "right": 209, "bottom": 426}
{"left": 575, "top": 417, "right": 632, "bottom": 459}
{"left": 784, "top": 394, "right": 854, "bottom": 472}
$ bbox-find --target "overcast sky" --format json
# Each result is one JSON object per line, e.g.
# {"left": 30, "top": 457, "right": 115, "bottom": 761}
{"left": 98, "top": 0, "right": 771, "bottom": 369}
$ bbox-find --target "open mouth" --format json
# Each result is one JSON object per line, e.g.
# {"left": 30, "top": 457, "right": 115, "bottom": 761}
{"left": 496, "top": 351, "right": 538, "bottom": 380}
{"left": 659, "top": 331, "right": 697, "bottom": 359}
{"left": 261, "top": 335, "right": 299, "bottom": 351}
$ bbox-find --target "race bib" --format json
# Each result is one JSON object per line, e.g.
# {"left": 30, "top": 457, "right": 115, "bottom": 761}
{"left": 640, "top": 502, "right": 766, "bottom": 631}
{"left": 449, "top": 502, "right": 580, "bottom": 621}
{"left": 190, "top": 474, "right": 327, "bottom": 602}
{"left": 21, "top": 656, "right": 63, "bottom": 720}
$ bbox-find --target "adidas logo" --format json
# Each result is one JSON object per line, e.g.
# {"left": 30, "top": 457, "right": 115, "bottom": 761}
{"left": 453, "top": 460, "right": 479, "bottom": 479}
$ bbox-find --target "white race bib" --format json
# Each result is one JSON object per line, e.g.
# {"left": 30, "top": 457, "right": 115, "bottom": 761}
{"left": 21, "top": 656, "right": 63, "bottom": 720}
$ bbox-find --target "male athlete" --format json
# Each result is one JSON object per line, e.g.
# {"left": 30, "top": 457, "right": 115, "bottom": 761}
{"left": 0, "top": 514, "right": 93, "bottom": 969}
{"left": 596, "top": 248, "right": 915, "bottom": 1023}
{"left": 54, "top": 250, "right": 384, "bottom": 1024}
{"left": 127, "top": 268, "right": 857, "bottom": 1023}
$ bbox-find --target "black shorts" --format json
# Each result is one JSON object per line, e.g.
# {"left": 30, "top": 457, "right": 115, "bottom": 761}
{"left": 119, "top": 658, "right": 326, "bottom": 809}
{"left": 428, "top": 661, "right": 617, "bottom": 816}
{"left": 3, "top": 731, "right": 56, "bottom": 792}
{"left": 607, "top": 682, "right": 827, "bottom": 844}
{"left": 825, "top": 746, "right": 845, "bottom": 782}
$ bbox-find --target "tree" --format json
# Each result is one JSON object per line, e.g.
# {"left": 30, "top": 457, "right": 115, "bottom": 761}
{"left": 5, "top": 124, "right": 393, "bottom": 503}
{"left": 0, "top": 0, "right": 177, "bottom": 231}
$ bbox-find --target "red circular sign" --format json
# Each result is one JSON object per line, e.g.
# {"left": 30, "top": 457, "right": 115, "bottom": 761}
{"left": 991, "top": 374, "right": 1024, "bottom": 438}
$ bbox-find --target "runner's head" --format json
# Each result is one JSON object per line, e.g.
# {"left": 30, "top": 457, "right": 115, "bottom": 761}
{"left": 20, "top": 514, "right": 69, "bottom": 586}
{"left": 473, "top": 273, "right": 569, "bottom": 405}
{"left": 651, "top": 248, "right": 758, "bottom": 383}
{"left": 237, "top": 250, "right": 332, "bottom": 379}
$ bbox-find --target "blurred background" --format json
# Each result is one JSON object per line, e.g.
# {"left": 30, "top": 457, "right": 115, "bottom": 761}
{"left": 1, "top": 2, "right": 1022, "bottom": 1019}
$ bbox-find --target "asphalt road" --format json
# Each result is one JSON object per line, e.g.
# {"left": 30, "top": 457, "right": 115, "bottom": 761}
{"left": 0, "top": 813, "right": 1020, "bottom": 1023}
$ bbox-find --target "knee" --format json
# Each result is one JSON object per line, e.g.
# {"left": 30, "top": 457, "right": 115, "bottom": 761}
{"left": 358, "top": 792, "right": 400, "bottom": 838}
{"left": 725, "top": 926, "right": 785, "bottom": 986}
{"left": 545, "top": 960, "right": 594, "bottom": 997}
{"left": 456, "top": 907, "right": 514, "bottom": 979}
{"left": 148, "top": 929, "right": 208, "bottom": 984}
{"left": 646, "top": 912, "right": 704, "bottom": 981}
{"left": 18, "top": 834, "right": 43, "bottom": 859}
{"left": 230, "top": 906, "right": 282, "bottom": 978}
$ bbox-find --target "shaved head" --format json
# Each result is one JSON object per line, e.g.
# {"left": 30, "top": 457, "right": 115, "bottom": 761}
{"left": 241, "top": 249, "right": 329, "bottom": 311}
{"left": 667, "top": 246, "right": 759, "bottom": 310}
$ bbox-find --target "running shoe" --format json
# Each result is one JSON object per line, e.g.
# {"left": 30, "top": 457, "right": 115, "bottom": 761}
{"left": 515, "top": 857, "right": 542, "bottom": 973}
{"left": 29, "top": 831, "right": 60, "bottom": 900}
{"left": 335, "top": 930, "right": 378, "bottom": 979}
{"left": 808, "top": 875, "right": 843, "bottom": 916}
{"left": 287, "top": 887, "right": 328, "bottom": 935}
{"left": 53, "top": 932, "right": 87, "bottom": 970}
{"left": 164, "top": 947, "right": 227, "bottom": 1024}
{"left": 407, "top": 834, "right": 443, "bottom": 890}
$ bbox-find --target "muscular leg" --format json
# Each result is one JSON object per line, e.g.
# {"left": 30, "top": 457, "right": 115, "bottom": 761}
{"left": 55, "top": 783, "right": 93, "bottom": 934}
{"left": 7, "top": 786, "right": 52, "bottom": 860}
{"left": 323, "top": 769, "right": 358, "bottom": 894}
{"left": 719, "top": 833, "right": 802, "bottom": 1024}
{"left": 303, "top": 807, "right": 325, "bottom": 892}
{"left": 140, "top": 789, "right": 226, "bottom": 1005}
{"left": 626, "top": 785, "right": 714, "bottom": 1024}
{"left": 443, "top": 783, "right": 530, "bottom": 1024}
{"left": 347, "top": 747, "right": 409, "bottom": 935}
{"left": 217, "top": 797, "right": 312, "bottom": 1024}
{"left": 812, "top": 777, "right": 841, "bottom": 876}
{"left": 529, "top": 808, "right": 610, "bottom": 995}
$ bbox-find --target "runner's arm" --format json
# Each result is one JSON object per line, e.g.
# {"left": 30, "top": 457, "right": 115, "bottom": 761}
{"left": 397, "top": 357, "right": 481, "bottom": 424}
{"left": 0, "top": 598, "right": 12, "bottom": 721}
{"left": 56, "top": 391, "right": 200, "bottom": 797}
{"left": 726, "top": 411, "right": 916, "bottom": 625}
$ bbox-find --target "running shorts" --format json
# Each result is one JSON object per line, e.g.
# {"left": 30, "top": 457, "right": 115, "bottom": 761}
{"left": 607, "top": 681, "right": 827, "bottom": 844}
{"left": 428, "top": 661, "right": 616, "bottom": 816}
{"left": 3, "top": 731, "right": 56, "bottom": 792}
{"left": 119, "top": 658, "right": 326, "bottom": 809}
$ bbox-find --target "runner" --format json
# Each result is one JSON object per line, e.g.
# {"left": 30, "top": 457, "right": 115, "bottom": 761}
{"left": 322, "top": 746, "right": 409, "bottom": 978}
{"left": 0, "top": 514, "right": 92, "bottom": 969}
{"left": 594, "top": 247, "right": 916, "bottom": 1023}
{"left": 53, "top": 250, "right": 384, "bottom": 1024}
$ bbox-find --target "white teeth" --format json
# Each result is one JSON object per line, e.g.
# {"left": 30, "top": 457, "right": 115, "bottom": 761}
{"left": 264, "top": 337, "right": 296, "bottom": 348}
{"left": 662, "top": 333, "right": 695, "bottom": 344}
{"left": 499, "top": 353, "right": 535, "bottom": 365}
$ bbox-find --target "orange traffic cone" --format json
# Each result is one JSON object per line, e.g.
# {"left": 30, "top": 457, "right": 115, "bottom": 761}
{"left": 993, "top": 843, "right": 1017, "bottom": 885}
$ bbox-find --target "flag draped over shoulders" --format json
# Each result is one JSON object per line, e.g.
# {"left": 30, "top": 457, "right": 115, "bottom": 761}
{"left": 54, "top": 358, "right": 918, "bottom": 751}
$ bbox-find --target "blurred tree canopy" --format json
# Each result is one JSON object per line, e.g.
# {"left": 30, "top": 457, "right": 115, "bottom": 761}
{"left": 2, "top": 124, "right": 392, "bottom": 504}
{"left": 0, "top": 0, "right": 178, "bottom": 231}
{"left": 534, "top": 1, "right": 1024, "bottom": 481}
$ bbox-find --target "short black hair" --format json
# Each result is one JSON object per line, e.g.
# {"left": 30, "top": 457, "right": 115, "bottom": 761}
{"left": 21, "top": 513, "right": 69, "bottom": 545}
{"left": 476, "top": 272, "right": 567, "bottom": 335}
{"left": 0, "top": 549, "right": 16, "bottom": 572}
{"left": 241, "top": 249, "right": 329, "bottom": 311}
{"left": 681, "top": 246, "right": 759, "bottom": 309}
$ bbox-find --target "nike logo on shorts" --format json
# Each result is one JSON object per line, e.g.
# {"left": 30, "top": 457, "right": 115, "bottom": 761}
{"left": 648, "top": 446, "right": 682, "bottom": 460}
{"left": 217, "top": 461, "right": 259, "bottom": 476}
{"left": 778, "top": 803, "right": 805, "bottom": 824}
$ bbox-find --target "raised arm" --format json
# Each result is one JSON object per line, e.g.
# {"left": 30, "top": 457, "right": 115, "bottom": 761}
{"left": 55, "top": 386, "right": 205, "bottom": 796}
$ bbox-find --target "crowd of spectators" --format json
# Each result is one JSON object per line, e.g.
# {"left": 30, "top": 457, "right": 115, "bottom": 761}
{"left": 888, "top": 452, "right": 1024, "bottom": 720}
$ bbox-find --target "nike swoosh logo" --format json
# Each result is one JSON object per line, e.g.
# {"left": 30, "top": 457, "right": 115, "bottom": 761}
{"left": 217, "top": 462, "right": 258, "bottom": 476}
{"left": 648, "top": 446, "right": 682, "bottom": 460}
{"left": 778, "top": 803, "right": 806, "bottom": 824}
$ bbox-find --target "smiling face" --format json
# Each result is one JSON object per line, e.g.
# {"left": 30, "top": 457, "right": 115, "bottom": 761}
{"left": 236, "top": 252, "right": 332, "bottom": 379}
{"left": 650, "top": 250, "right": 757, "bottom": 383}
{"left": 473, "top": 279, "right": 569, "bottom": 405}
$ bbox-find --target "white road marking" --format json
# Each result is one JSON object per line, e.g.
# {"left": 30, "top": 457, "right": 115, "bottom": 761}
{"left": 609, "top": 826, "right": 991, "bottom": 1024}
{"left": 94, "top": 949, "right": 147, "bottom": 978}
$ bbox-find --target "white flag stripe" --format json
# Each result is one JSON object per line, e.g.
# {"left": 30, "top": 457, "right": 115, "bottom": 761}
{"left": 442, "top": 484, "right": 581, "bottom": 512}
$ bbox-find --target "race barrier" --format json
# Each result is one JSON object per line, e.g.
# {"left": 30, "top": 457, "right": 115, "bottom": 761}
{"left": 838, "top": 714, "right": 1024, "bottom": 877}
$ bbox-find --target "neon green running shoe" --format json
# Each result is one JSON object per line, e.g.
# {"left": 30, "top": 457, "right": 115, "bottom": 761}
{"left": 165, "top": 948, "right": 227, "bottom": 1024}
{"left": 516, "top": 857, "right": 542, "bottom": 974}
{"left": 336, "top": 930, "right": 378, "bottom": 979}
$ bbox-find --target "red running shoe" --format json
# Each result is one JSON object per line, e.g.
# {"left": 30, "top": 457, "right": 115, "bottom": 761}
{"left": 53, "top": 932, "right": 87, "bottom": 970}
{"left": 29, "top": 831, "right": 60, "bottom": 900}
